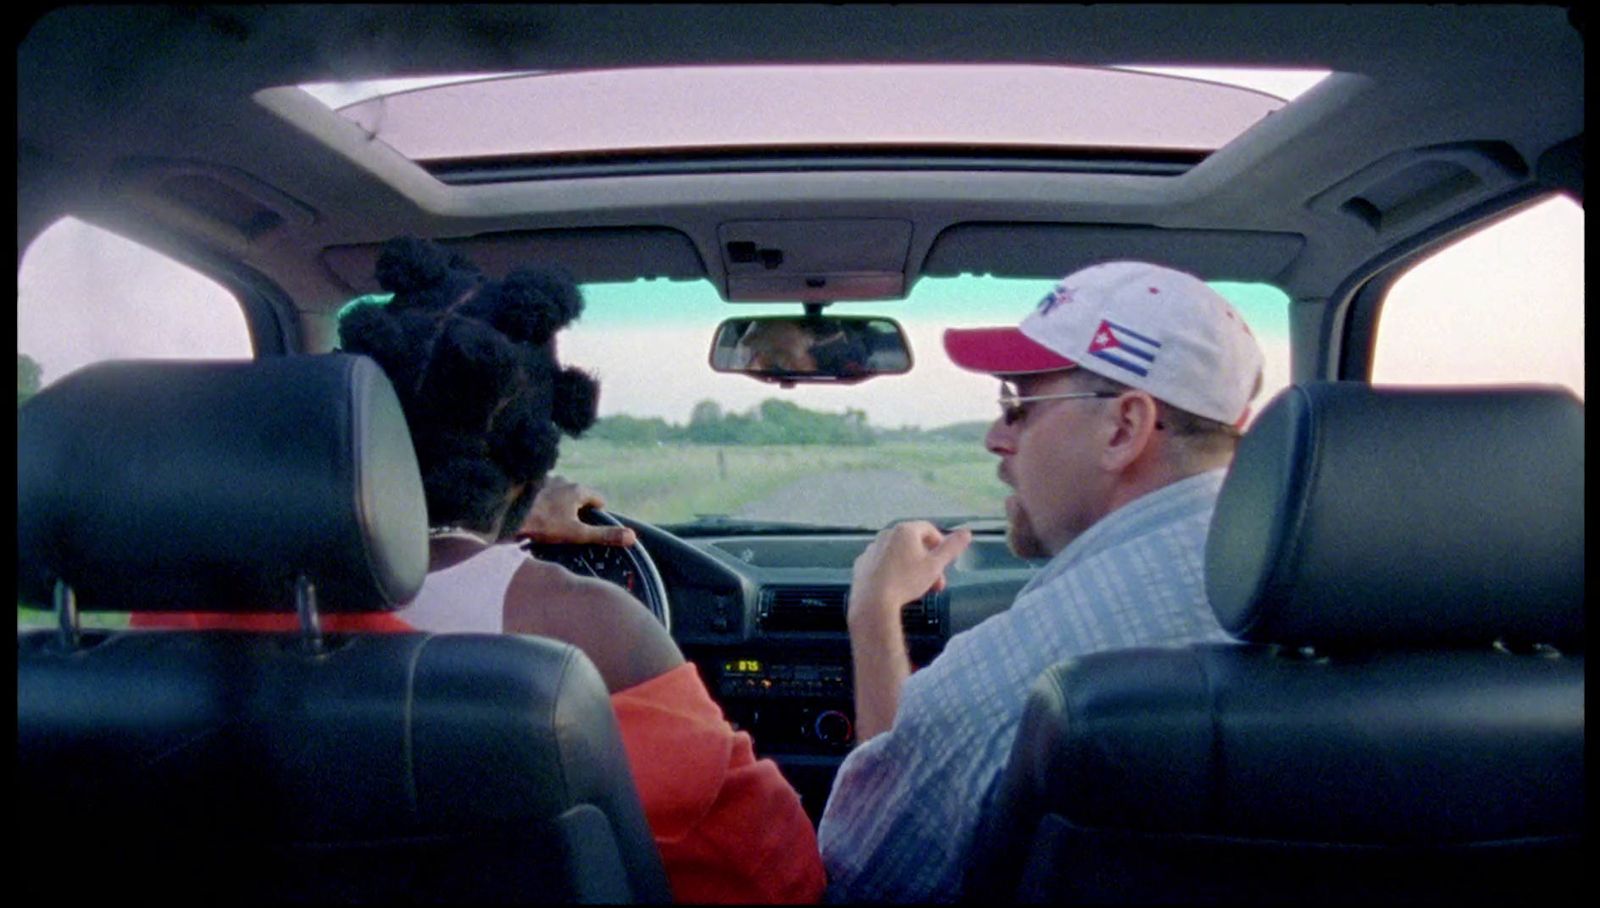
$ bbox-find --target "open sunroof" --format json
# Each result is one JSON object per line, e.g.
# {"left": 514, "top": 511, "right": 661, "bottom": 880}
{"left": 293, "top": 65, "right": 1329, "bottom": 167}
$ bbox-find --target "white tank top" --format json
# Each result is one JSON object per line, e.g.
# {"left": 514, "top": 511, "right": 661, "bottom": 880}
{"left": 397, "top": 542, "right": 530, "bottom": 633}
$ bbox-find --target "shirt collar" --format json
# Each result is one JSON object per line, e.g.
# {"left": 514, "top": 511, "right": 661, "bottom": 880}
{"left": 1022, "top": 468, "right": 1228, "bottom": 593}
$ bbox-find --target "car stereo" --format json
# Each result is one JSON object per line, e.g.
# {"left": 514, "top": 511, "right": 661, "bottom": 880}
{"left": 716, "top": 658, "right": 855, "bottom": 750}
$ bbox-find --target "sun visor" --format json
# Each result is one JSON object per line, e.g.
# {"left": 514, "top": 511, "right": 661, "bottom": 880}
{"left": 921, "top": 223, "right": 1304, "bottom": 284}
{"left": 719, "top": 218, "right": 912, "bottom": 302}
{"left": 321, "top": 227, "right": 707, "bottom": 294}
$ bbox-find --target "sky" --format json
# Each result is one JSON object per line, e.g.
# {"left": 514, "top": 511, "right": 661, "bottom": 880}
{"left": 552, "top": 276, "right": 1294, "bottom": 430}
{"left": 18, "top": 69, "right": 1584, "bottom": 426}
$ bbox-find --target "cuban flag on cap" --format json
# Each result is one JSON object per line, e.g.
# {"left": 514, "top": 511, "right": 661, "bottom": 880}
{"left": 1087, "top": 319, "right": 1161, "bottom": 377}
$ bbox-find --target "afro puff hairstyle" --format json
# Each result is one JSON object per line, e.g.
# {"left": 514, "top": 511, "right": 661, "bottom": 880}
{"left": 339, "top": 236, "right": 600, "bottom": 533}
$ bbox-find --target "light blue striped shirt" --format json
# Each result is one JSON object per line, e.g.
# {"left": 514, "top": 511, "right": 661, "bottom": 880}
{"left": 817, "top": 469, "right": 1233, "bottom": 902}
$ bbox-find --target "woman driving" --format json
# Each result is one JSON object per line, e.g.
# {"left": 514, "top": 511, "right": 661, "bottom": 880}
{"left": 141, "top": 236, "right": 825, "bottom": 904}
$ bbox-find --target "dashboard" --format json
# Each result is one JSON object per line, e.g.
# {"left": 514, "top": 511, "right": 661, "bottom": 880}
{"left": 539, "top": 516, "right": 1040, "bottom": 824}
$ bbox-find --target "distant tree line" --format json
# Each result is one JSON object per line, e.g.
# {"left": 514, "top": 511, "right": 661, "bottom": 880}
{"left": 586, "top": 397, "right": 990, "bottom": 446}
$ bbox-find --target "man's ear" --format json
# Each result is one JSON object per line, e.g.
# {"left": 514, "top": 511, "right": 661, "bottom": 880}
{"left": 1100, "top": 391, "right": 1160, "bottom": 471}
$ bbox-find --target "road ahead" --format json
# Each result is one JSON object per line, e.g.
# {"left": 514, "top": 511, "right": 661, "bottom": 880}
{"left": 733, "top": 468, "right": 978, "bottom": 528}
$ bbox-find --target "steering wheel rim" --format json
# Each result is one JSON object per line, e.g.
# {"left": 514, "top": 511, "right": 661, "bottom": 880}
{"left": 526, "top": 508, "right": 672, "bottom": 632}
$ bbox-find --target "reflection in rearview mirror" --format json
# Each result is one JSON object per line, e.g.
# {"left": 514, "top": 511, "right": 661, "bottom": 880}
{"left": 710, "top": 316, "right": 913, "bottom": 384}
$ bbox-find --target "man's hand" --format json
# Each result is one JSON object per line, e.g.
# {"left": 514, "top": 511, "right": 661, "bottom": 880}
{"left": 847, "top": 521, "right": 972, "bottom": 741}
{"left": 515, "top": 475, "right": 637, "bottom": 547}
{"left": 848, "top": 521, "right": 973, "bottom": 631}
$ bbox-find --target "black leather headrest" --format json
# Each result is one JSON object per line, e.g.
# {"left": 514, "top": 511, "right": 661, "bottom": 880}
{"left": 1206, "top": 382, "right": 1583, "bottom": 650}
{"left": 18, "top": 355, "right": 429, "bottom": 613}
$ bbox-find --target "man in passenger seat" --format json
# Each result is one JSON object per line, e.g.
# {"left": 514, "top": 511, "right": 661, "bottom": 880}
{"left": 816, "top": 261, "right": 1265, "bottom": 901}
{"left": 136, "top": 236, "right": 824, "bottom": 904}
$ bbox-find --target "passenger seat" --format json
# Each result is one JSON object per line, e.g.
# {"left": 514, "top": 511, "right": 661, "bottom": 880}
{"left": 964, "top": 382, "right": 1584, "bottom": 905}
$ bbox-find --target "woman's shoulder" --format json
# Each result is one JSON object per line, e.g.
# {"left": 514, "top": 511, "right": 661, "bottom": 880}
{"left": 507, "top": 553, "right": 653, "bottom": 624}
{"left": 503, "top": 550, "right": 684, "bottom": 690}
{"left": 514, "top": 551, "right": 628, "bottom": 598}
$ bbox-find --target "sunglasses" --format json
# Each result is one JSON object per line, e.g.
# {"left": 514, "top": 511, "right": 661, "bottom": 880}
{"left": 997, "top": 386, "right": 1122, "bottom": 426}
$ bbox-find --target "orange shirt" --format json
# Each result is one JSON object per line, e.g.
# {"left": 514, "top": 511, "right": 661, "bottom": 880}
{"left": 612, "top": 662, "right": 826, "bottom": 904}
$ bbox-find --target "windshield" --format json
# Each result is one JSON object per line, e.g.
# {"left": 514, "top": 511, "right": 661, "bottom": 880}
{"left": 557, "top": 275, "right": 1291, "bottom": 533}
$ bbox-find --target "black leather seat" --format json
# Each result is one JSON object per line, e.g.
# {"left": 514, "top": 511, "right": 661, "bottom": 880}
{"left": 965, "top": 382, "right": 1584, "bottom": 905}
{"left": 17, "top": 355, "right": 672, "bottom": 904}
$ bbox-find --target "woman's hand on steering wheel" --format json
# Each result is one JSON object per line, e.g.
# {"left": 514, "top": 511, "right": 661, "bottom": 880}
{"left": 516, "top": 475, "right": 638, "bottom": 547}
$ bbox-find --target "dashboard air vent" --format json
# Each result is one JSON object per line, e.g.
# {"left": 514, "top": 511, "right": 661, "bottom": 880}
{"left": 759, "top": 586, "right": 940, "bottom": 634}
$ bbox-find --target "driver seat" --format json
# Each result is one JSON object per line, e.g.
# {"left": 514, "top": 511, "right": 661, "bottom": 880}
{"left": 17, "top": 355, "right": 672, "bottom": 904}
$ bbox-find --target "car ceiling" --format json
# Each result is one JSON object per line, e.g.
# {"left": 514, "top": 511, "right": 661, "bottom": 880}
{"left": 17, "top": 5, "right": 1584, "bottom": 341}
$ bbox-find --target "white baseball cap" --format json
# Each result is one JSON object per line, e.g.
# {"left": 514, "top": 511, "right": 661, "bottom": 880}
{"left": 943, "top": 261, "right": 1266, "bottom": 427}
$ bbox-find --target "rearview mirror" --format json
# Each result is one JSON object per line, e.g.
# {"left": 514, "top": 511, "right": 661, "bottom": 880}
{"left": 709, "top": 316, "right": 913, "bottom": 385}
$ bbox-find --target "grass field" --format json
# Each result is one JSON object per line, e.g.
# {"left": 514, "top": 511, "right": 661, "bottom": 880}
{"left": 557, "top": 438, "right": 1007, "bottom": 526}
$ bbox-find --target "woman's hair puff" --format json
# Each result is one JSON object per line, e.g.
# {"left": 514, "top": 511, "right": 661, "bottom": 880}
{"left": 339, "top": 236, "right": 600, "bottom": 532}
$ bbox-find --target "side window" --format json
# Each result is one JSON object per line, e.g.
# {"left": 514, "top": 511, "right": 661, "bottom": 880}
{"left": 18, "top": 217, "right": 255, "bottom": 401}
{"left": 1371, "top": 196, "right": 1583, "bottom": 397}
{"left": 18, "top": 217, "right": 254, "bottom": 625}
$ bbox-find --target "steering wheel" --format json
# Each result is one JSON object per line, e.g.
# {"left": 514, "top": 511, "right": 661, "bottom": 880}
{"left": 522, "top": 508, "right": 672, "bottom": 632}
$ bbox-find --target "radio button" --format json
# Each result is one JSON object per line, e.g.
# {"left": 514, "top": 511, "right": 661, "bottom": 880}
{"left": 813, "top": 710, "right": 854, "bottom": 745}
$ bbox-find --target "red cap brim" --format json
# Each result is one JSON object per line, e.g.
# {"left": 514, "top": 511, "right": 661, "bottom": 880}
{"left": 942, "top": 327, "right": 1078, "bottom": 375}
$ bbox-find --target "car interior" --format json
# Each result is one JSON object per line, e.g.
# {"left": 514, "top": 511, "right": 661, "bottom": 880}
{"left": 17, "top": 6, "right": 1583, "bottom": 904}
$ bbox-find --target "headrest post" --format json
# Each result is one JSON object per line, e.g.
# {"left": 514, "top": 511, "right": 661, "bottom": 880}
{"left": 295, "top": 574, "right": 324, "bottom": 654}
{"left": 54, "top": 579, "right": 81, "bottom": 649}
